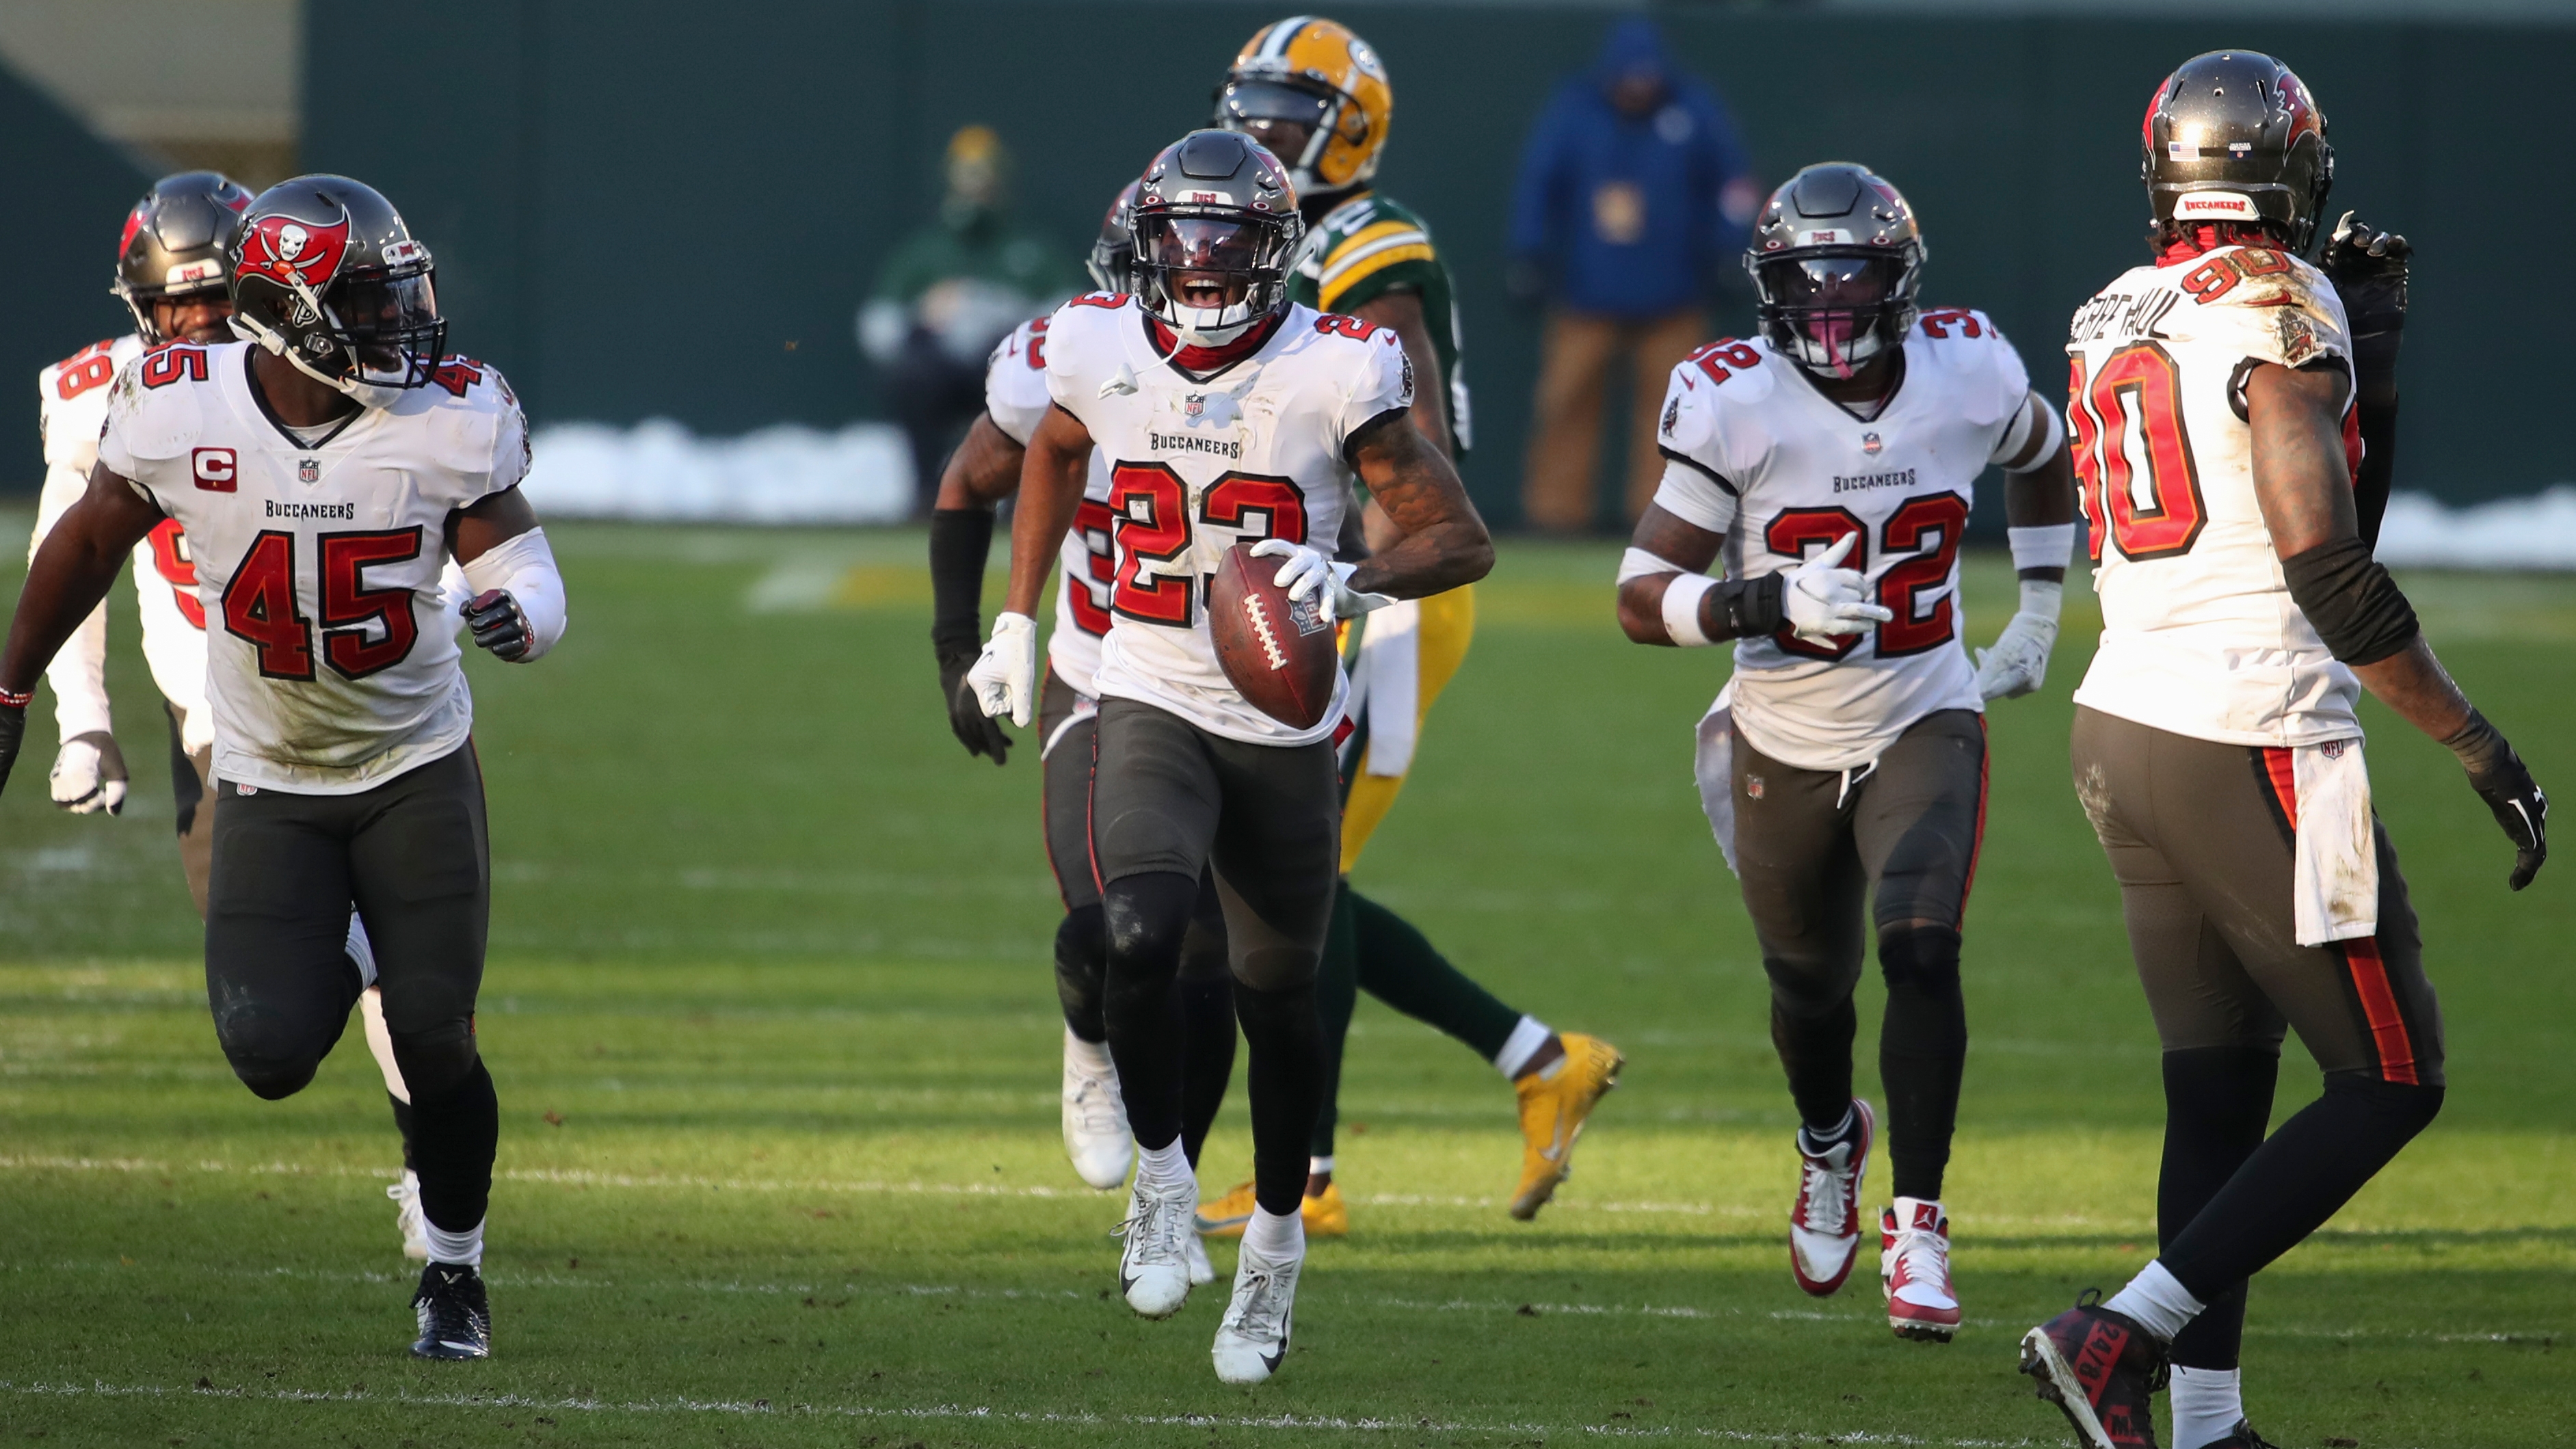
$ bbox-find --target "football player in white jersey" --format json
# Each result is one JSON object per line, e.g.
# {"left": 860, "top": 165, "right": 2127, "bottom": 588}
{"left": 2019, "top": 54, "right": 2544, "bottom": 1449}
{"left": 966, "top": 130, "right": 1491, "bottom": 1383}
{"left": 928, "top": 184, "right": 1234, "bottom": 1288}
{"left": 0, "top": 176, "right": 569, "bottom": 1362}
{"left": 30, "top": 172, "right": 436, "bottom": 1260}
{"left": 1614, "top": 163, "right": 2076, "bottom": 1343}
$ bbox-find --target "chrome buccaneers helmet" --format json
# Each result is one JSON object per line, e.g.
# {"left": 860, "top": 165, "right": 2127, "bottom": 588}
{"left": 1745, "top": 163, "right": 1925, "bottom": 380}
{"left": 1087, "top": 178, "right": 1142, "bottom": 295}
{"left": 114, "top": 171, "right": 256, "bottom": 343}
{"left": 1131, "top": 130, "right": 1303, "bottom": 345}
{"left": 2142, "top": 49, "right": 2334, "bottom": 252}
{"left": 227, "top": 175, "right": 446, "bottom": 409}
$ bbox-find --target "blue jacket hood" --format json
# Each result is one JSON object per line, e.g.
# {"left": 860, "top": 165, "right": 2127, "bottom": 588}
{"left": 1592, "top": 18, "right": 1670, "bottom": 90}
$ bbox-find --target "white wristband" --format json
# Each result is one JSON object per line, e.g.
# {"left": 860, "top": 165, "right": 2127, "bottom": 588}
{"left": 1660, "top": 572, "right": 1718, "bottom": 646}
{"left": 2007, "top": 524, "right": 2075, "bottom": 574}
{"left": 459, "top": 527, "right": 567, "bottom": 662}
{"left": 1617, "top": 546, "right": 1684, "bottom": 585}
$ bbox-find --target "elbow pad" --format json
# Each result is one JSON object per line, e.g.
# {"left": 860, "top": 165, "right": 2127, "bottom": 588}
{"left": 2280, "top": 535, "right": 2417, "bottom": 666}
{"left": 460, "top": 528, "right": 568, "bottom": 663}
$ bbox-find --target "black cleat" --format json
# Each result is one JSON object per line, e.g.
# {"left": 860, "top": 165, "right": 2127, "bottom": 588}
{"left": 2206, "top": 1422, "right": 2280, "bottom": 1449}
{"left": 410, "top": 1261, "right": 491, "bottom": 1359}
{"left": 2018, "top": 1292, "right": 2168, "bottom": 1448}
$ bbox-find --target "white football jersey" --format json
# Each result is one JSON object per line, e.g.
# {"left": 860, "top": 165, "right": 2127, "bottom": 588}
{"left": 97, "top": 341, "right": 529, "bottom": 794}
{"left": 2065, "top": 245, "right": 2361, "bottom": 747}
{"left": 1044, "top": 295, "right": 1411, "bottom": 745}
{"left": 32, "top": 334, "right": 213, "bottom": 743}
{"left": 985, "top": 315, "right": 1115, "bottom": 699}
{"left": 1653, "top": 311, "right": 2032, "bottom": 773}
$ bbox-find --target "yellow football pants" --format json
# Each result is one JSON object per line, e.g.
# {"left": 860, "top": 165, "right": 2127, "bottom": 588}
{"left": 1341, "top": 583, "right": 1475, "bottom": 875}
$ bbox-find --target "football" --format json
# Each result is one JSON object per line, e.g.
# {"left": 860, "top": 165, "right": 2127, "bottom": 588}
{"left": 1207, "top": 542, "right": 1340, "bottom": 730}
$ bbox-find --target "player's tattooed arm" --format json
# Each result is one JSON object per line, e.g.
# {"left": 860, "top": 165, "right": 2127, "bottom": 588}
{"left": 1353, "top": 290, "right": 1453, "bottom": 464}
{"left": 2250, "top": 359, "right": 2547, "bottom": 887}
{"left": 1342, "top": 410, "right": 1493, "bottom": 600}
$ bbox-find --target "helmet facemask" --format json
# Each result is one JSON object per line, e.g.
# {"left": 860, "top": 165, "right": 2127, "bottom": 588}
{"left": 1134, "top": 210, "right": 1297, "bottom": 345}
{"left": 1087, "top": 183, "right": 1140, "bottom": 294}
{"left": 1215, "top": 78, "right": 1349, "bottom": 200}
{"left": 239, "top": 261, "right": 447, "bottom": 410}
{"left": 1751, "top": 250, "right": 1920, "bottom": 380}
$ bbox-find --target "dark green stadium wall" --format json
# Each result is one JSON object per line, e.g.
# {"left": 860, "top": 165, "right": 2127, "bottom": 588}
{"left": 1, "top": 64, "right": 156, "bottom": 493}
{"left": 295, "top": 4, "right": 2567, "bottom": 524}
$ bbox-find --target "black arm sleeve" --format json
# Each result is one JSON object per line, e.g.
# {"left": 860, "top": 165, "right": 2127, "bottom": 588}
{"left": 2279, "top": 535, "right": 2419, "bottom": 666}
{"left": 928, "top": 507, "right": 995, "bottom": 660}
{"left": 2354, "top": 396, "right": 2397, "bottom": 552}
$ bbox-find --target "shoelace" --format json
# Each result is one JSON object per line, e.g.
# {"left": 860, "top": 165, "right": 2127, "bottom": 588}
{"left": 1113, "top": 1182, "right": 1190, "bottom": 1264}
{"left": 1797, "top": 1147, "right": 1852, "bottom": 1235}
{"left": 1889, "top": 1224, "right": 1950, "bottom": 1289}
{"left": 1067, "top": 1069, "right": 1123, "bottom": 1137}
{"left": 1221, "top": 1265, "right": 1286, "bottom": 1336}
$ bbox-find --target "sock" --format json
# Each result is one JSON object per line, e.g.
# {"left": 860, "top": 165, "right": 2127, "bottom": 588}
{"left": 1876, "top": 925, "right": 1966, "bottom": 1203}
{"left": 1346, "top": 888, "right": 1523, "bottom": 1059}
{"left": 2161, "top": 1046, "right": 2277, "bottom": 1374}
{"left": 1307, "top": 1155, "right": 1333, "bottom": 1180}
{"left": 1100, "top": 872, "right": 1199, "bottom": 1152}
{"left": 1307, "top": 886, "right": 1359, "bottom": 1160}
{"left": 1065, "top": 1026, "right": 1115, "bottom": 1077}
{"left": 1771, "top": 993, "right": 1859, "bottom": 1133}
{"left": 2104, "top": 1259, "right": 2205, "bottom": 1343}
{"left": 1134, "top": 1136, "right": 1189, "bottom": 1191}
{"left": 1796, "top": 1101, "right": 1858, "bottom": 1154}
{"left": 422, "top": 1214, "right": 485, "bottom": 1268}
{"left": 1176, "top": 972, "right": 1236, "bottom": 1169}
{"left": 2170, "top": 1365, "right": 2245, "bottom": 1449}
{"left": 1492, "top": 1015, "right": 1554, "bottom": 1079}
{"left": 1241, "top": 1204, "right": 1305, "bottom": 1262}
{"left": 1234, "top": 982, "right": 1325, "bottom": 1219}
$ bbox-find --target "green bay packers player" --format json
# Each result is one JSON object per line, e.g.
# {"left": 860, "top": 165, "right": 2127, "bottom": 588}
{"left": 1201, "top": 16, "right": 1623, "bottom": 1237}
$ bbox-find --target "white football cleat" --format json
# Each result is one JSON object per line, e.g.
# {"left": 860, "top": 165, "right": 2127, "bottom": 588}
{"left": 1881, "top": 1197, "right": 1961, "bottom": 1341}
{"left": 1790, "top": 1099, "right": 1874, "bottom": 1296}
{"left": 388, "top": 1169, "right": 429, "bottom": 1260}
{"left": 1113, "top": 1173, "right": 1197, "bottom": 1318}
{"left": 1062, "top": 1028, "right": 1132, "bottom": 1191}
{"left": 1186, "top": 1227, "right": 1216, "bottom": 1287}
{"left": 1210, "top": 1234, "right": 1303, "bottom": 1383}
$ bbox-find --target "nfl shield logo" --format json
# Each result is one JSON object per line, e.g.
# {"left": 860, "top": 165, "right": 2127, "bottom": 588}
{"left": 1861, "top": 432, "right": 1883, "bottom": 456}
{"left": 297, "top": 457, "right": 319, "bottom": 483}
{"left": 2321, "top": 739, "right": 2348, "bottom": 759}
{"left": 1745, "top": 775, "right": 1766, "bottom": 800}
{"left": 1184, "top": 395, "right": 1205, "bottom": 421}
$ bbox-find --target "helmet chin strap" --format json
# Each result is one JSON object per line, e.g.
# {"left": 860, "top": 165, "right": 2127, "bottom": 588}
{"left": 229, "top": 310, "right": 399, "bottom": 410}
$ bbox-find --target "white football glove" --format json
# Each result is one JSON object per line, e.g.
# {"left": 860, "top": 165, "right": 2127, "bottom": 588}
{"left": 49, "top": 730, "right": 129, "bottom": 816}
{"left": 1249, "top": 538, "right": 1395, "bottom": 623}
{"left": 1974, "top": 581, "right": 2064, "bottom": 701}
{"left": 966, "top": 611, "right": 1039, "bottom": 728}
{"left": 1782, "top": 533, "right": 1893, "bottom": 643}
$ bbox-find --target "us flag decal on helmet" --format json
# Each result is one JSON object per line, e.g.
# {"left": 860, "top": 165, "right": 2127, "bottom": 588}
{"left": 239, "top": 211, "right": 353, "bottom": 288}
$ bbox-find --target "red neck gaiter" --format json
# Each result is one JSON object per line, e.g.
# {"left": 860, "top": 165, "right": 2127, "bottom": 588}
{"left": 1147, "top": 311, "right": 1284, "bottom": 375}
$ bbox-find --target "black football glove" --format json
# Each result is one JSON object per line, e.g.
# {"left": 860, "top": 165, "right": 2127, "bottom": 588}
{"left": 936, "top": 639, "right": 1013, "bottom": 765}
{"left": 2321, "top": 211, "right": 2410, "bottom": 344}
{"left": 464, "top": 588, "right": 533, "bottom": 661}
{"left": 2445, "top": 710, "right": 2547, "bottom": 890}
{"left": 0, "top": 694, "right": 27, "bottom": 802}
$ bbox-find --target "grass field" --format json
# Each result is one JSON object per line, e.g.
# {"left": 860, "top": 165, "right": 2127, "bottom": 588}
{"left": 1, "top": 517, "right": 2570, "bottom": 1448}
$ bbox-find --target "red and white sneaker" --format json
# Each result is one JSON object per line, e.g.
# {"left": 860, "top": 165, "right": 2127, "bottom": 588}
{"left": 1880, "top": 1197, "right": 1960, "bottom": 1341}
{"left": 1788, "top": 1100, "right": 1873, "bottom": 1296}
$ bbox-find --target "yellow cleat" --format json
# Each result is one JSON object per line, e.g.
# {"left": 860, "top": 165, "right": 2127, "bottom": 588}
{"left": 1194, "top": 1177, "right": 1349, "bottom": 1238}
{"left": 1511, "top": 1033, "right": 1624, "bottom": 1221}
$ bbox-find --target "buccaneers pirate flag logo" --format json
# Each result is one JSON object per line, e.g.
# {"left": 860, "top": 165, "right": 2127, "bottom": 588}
{"left": 237, "top": 211, "right": 354, "bottom": 290}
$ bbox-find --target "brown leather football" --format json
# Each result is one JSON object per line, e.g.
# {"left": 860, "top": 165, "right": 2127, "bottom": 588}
{"left": 1207, "top": 542, "right": 1340, "bottom": 730}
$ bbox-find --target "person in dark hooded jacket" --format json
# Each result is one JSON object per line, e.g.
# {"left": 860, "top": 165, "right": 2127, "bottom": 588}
{"left": 1510, "top": 19, "right": 1757, "bottom": 532}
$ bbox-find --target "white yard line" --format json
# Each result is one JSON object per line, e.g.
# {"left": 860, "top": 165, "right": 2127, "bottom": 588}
{"left": 0, "top": 1377, "right": 2048, "bottom": 1445}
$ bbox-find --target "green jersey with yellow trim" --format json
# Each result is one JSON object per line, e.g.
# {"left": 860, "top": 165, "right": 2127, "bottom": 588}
{"left": 1288, "top": 190, "right": 1470, "bottom": 454}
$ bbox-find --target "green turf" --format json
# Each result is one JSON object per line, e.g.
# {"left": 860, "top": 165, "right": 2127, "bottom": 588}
{"left": 1, "top": 518, "right": 2568, "bottom": 1448}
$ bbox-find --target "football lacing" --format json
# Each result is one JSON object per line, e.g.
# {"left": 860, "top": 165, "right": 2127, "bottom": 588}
{"left": 1243, "top": 596, "right": 1288, "bottom": 669}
